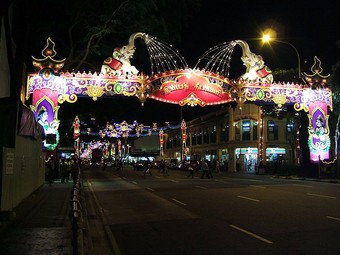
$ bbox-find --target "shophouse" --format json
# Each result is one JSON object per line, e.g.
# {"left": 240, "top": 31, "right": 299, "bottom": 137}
{"left": 163, "top": 103, "right": 298, "bottom": 173}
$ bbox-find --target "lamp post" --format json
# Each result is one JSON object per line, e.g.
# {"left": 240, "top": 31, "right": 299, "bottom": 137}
{"left": 262, "top": 34, "right": 302, "bottom": 79}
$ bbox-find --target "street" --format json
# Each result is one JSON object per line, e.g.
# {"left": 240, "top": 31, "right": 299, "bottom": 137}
{"left": 82, "top": 165, "right": 340, "bottom": 255}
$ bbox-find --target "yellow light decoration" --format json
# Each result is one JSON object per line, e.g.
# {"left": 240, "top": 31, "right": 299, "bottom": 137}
{"left": 85, "top": 85, "right": 105, "bottom": 101}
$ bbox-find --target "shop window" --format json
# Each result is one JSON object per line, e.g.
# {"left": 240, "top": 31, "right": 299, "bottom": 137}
{"left": 267, "top": 120, "right": 278, "bottom": 140}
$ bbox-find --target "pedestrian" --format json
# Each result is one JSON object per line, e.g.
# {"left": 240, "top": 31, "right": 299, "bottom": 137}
{"left": 208, "top": 161, "right": 213, "bottom": 178}
{"left": 117, "top": 158, "right": 123, "bottom": 171}
{"left": 60, "top": 158, "right": 67, "bottom": 183}
{"left": 143, "top": 160, "right": 152, "bottom": 176}
{"left": 71, "top": 157, "right": 79, "bottom": 184}
{"left": 201, "top": 160, "right": 210, "bottom": 179}
{"left": 45, "top": 155, "right": 54, "bottom": 184}
{"left": 160, "top": 160, "right": 169, "bottom": 176}
{"left": 187, "top": 163, "right": 194, "bottom": 179}
{"left": 215, "top": 160, "right": 220, "bottom": 173}
{"left": 65, "top": 158, "right": 72, "bottom": 182}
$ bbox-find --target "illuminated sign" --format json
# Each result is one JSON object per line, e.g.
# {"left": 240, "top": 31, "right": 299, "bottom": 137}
{"left": 149, "top": 69, "right": 233, "bottom": 106}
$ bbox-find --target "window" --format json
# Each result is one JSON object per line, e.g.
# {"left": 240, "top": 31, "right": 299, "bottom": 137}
{"left": 197, "top": 129, "right": 202, "bottom": 144}
{"left": 192, "top": 131, "right": 197, "bottom": 145}
{"left": 221, "top": 122, "right": 229, "bottom": 142}
{"left": 210, "top": 125, "right": 217, "bottom": 143}
{"left": 267, "top": 120, "right": 278, "bottom": 140}
{"left": 242, "top": 120, "right": 251, "bottom": 141}
{"left": 235, "top": 121, "right": 240, "bottom": 141}
{"left": 204, "top": 128, "right": 209, "bottom": 144}
{"left": 167, "top": 137, "right": 173, "bottom": 148}
{"left": 253, "top": 121, "right": 258, "bottom": 140}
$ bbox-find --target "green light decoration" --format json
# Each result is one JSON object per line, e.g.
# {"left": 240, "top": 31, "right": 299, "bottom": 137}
{"left": 114, "top": 83, "right": 123, "bottom": 94}
{"left": 257, "top": 89, "right": 265, "bottom": 100}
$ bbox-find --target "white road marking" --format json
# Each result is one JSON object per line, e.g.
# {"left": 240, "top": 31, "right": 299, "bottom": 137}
{"left": 250, "top": 185, "right": 266, "bottom": 189}
{"left": 237, "top": 195, "right": 260, "bottom": 202}
{"left": 155, "top": 176, "right": 161, "bottom": 178}
{"left": 172, "top": 198, "right": 187, "bottom": 206}
{"left": 223, "top": 177, "right": 263, "bottom": 182}
{"left": 131, "top": 181, "right": 138, "bottom": 185}
{"left": 293, "top": 184, "right": 312, "bottom": 188}
{"left": 307, "top": 193, "right": 336, "bottom": 199}
{"left": 326, "top": 216, "right": 340, "bottom": 221}
{"left": 170, "top": 179, "right": 179, "bottom": 183}
{"left": 195, "top": 185, "right": 208, "bottom": 190}
{"left": 146, "top": 187, "right": 155, "bottom": 192}
{"left": 229, "top": 224, "right": 273, "bottom": 244}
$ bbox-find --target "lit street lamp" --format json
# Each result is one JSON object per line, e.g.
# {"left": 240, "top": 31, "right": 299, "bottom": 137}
{"left": 262, "top": 33, "right": 302, "bottom": 79}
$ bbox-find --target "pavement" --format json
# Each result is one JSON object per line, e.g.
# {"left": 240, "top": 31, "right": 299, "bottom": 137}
{"left": 0, "top": 180, "right": 75, "bottom": 255}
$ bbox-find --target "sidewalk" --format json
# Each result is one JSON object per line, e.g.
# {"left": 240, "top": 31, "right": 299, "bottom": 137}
{"left": 0, "top": 180, "right": 74, "bottom": 255}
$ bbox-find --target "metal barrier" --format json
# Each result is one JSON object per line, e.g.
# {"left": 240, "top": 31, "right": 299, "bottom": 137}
{"left": 70, "top": 169, "right": 84, "bottom": 255}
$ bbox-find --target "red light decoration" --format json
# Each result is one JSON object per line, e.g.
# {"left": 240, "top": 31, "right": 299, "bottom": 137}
{"left": 150, "top": 69, "right": 233, "bottom": 106}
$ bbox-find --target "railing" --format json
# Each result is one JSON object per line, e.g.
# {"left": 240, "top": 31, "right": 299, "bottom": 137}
{"left": 70, "top": 168, "right": 84, "bottom": 255}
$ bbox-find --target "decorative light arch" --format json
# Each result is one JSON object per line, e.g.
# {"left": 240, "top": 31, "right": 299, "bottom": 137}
{"left": 26, "top": 33, "right": 332, "bottom": 163}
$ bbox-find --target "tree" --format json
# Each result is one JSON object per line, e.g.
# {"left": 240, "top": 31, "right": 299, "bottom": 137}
{"left": 12, "top": 0, "right": 202, "bottom": 72}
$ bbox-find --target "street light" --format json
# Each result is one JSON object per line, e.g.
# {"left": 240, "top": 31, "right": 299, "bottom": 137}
{"left": 262, "top": 33, "right": 302, "bottom": 79}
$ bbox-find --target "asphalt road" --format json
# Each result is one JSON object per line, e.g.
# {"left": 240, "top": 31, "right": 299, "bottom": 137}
{"left": 82, "top": 166, "right": 340, "bottom": 255}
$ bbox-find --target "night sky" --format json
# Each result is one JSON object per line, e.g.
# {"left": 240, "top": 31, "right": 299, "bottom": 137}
{"left": 6, "top": 0, "right": 339, "bottom": 131}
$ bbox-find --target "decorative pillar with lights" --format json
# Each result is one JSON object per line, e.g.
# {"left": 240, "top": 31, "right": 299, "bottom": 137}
{"left": 159, "top": 129, "right": 164, "bottom": 157}
{"left": 181, "top": 119, "right": 187, "bottom": 161}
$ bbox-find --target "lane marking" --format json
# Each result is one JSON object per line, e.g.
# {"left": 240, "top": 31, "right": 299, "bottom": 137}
{"left": 155, "top": 176, "right": 161, "bottom": 179}
{"left": 326, "top": 216, "right": 340, "bottom": 221}
{"left": 172, "top": 198, "right": 187, "bottom": 206}
{"left": 131, "top": 181, "right": 138, "bottom": 185}
{"left": 170, "top": 179, "right": 179, "bottom": 183}
{"left": 195, "top": 185, "right": 208, "bottom": 190}
{"left": 307, "top": 193, "right": 336, "bottom": 199}
{"left": 229, "top": 224, "right": 273, "bottom": 244}
{"left": 250, "top": 185, "right": 266, "bottom": 189}
{"left": 237, "top": 195, "right": 260, "bottom": 202}
{"left": 293, "top": 184, "right": 312, "bottom": 188}
{"left": 223, "top": 177, "right": 263, "bottom": 182}
{"left": 146, "top": 187, "right": 155, "bottom": 192}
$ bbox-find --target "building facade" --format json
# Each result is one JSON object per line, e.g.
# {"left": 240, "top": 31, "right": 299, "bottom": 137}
{"left": 163, "top": 103, "right": 299, "bottom": 173}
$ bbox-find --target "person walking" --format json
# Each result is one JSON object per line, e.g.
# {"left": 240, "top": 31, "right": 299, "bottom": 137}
{"left": 215, "top": 160, "right": 221, "bottom": 174}
{"left": 60, "top": 158, "right": 67, "bottom": 183}
{"left": 187, "top": 163, "right": 194, "bottom": 179}
{"left": 71, "top": 157, "right": 79, "bottom": 184}
{"left": 201, "top": 160, "right": 210, "bottom": 179}
{"left": 208, "top": 161, "right": 213, "bottom": 178}
{"left": 45, "top": 155, "right": 55, "bottom": 184}
{"left": 161, "top": 160, "right": 169, "bottom": 176}
{"left": 143, "top": 160, "right": 152, "bottom": 176}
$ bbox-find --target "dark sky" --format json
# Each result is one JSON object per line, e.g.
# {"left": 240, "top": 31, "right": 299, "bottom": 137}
{"left": 9, "top": 0, "right": 338, "bottom": 129}
{"left": 179, "top": 0, "right": 339, "bottom": 74}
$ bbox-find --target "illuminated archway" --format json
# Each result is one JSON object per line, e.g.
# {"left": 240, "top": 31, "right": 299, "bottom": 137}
{"left": 26, "top": 34, "right": 332, "bottom": 163}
